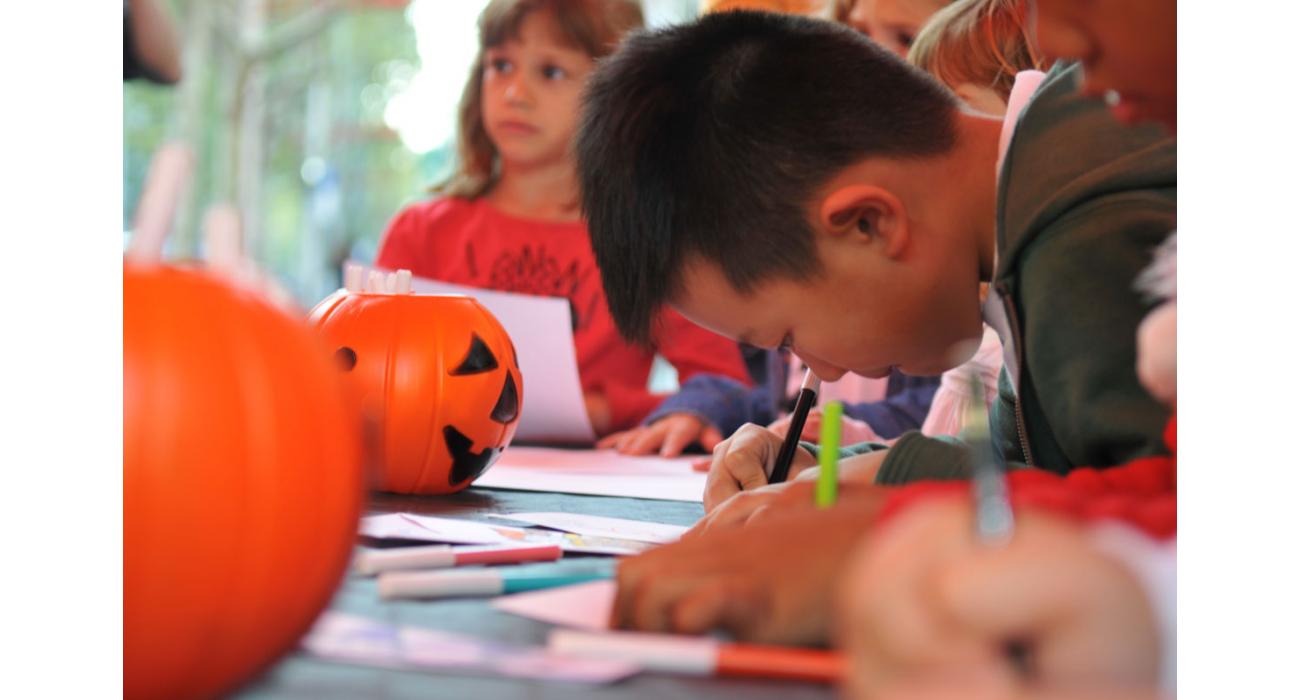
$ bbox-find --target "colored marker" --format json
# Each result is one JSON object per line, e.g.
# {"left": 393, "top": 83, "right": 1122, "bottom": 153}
{"left": 549, "top": 629, "right": 845, "bottom": 683}
{"left": 769, "top": 368, "right": 821, "bottom": 483}
{"left": 378, "top": 563, "right": 613, "bottom": 600}
{"left": 961, "top": 371, "right": 1014, "bottom": 544}
{"left": 355, "top": 543, "right": 563, "bottom": 576}
{"left": 816, "top": 400, "right": 842, "bottom": 508}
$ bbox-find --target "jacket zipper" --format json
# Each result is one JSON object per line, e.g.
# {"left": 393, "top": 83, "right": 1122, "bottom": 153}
{"left": 995, "top": 280, "right": 1036, "bottom": 467}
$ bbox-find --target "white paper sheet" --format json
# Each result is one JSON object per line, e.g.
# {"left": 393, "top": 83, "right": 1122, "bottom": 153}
{"left": 492, "top": 580, "right": 616, "bottom": 631}
{"left": 473, "top": 447, "right": 706, "bottom": 502}
{"left": 358, "top": 513, "right": 654, "bottom": 555}
{"left": 354, "top": 263, "right": 596, "bottom": 445}
{"left": 303, "top": 611, "right": 634, "bottom": 682}
{"left": 360, "top": 513, "right": 528, "bottom": 544}
{"left": 488, "top": 512, "right": 690, "bottom": 543}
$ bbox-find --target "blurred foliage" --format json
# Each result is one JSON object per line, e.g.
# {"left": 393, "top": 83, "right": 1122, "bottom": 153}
{"left": 123, "top": 0, "right": 440, "bottom": 306}
{"left": 124, "top": 0, "right": 694, "bottom": 307}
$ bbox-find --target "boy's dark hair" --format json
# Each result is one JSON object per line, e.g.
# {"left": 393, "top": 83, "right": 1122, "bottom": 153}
{"left": 577, "top": 10, "right": 959, "bottom": 345}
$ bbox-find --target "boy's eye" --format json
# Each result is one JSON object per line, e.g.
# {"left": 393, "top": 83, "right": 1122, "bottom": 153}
{"left": 541, "top": 65, "right": 568, "bottom": 80}
{"left": 488, "top": 57, "right": 513, "bottom": 74}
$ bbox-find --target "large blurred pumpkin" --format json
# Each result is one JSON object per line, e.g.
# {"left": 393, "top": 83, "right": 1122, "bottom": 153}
{"left": 124, "top": 264, "right": 363, "bottom": 700}
{"left": 308, "top": 290, "right": 522, "bottom": 495}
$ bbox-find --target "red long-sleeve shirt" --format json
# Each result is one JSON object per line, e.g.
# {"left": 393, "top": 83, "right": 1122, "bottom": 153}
{"left": 876, "top": 417, "right": 1177, "bottom": 539}
{"left": 376, "top": 197, "right": 752, "bottom": 432}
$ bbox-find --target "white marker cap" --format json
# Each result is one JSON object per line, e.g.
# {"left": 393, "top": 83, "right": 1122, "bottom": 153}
{"left": 367, "top": 270, "right": 385, "bottom": 294}
{"left": 549, "top": 629, "right": 717, "bottom": 674}
{"left": 395, "top": 269, "right": 413, "bottom": 294}
{"left": 343, "top": 263, "right": 364, "bottom": 293}
{"left": 378, "top": 569, "right": 505, "bottom": 600}
{"left": 354, "top": 545, "right": 455, "bottom": 576}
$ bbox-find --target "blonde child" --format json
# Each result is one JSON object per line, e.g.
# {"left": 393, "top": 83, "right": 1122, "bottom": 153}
{"left": 376, "top": 0, "right": 752, "bottom": 445}
{"left": 907, "top": 0, "right": 1045, "bottom": 114}
{"left": 843, "top": 0, "right": 953, "bottom": 57}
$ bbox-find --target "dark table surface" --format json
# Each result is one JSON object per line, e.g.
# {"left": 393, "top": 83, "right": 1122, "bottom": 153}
{"left": 236, "top": 487, "right": 837, "bottom": 699}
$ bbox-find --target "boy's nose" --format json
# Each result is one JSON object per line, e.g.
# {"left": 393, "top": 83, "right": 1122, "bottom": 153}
{"left": 797, "top": 354, "right": 847, "bottom": 383}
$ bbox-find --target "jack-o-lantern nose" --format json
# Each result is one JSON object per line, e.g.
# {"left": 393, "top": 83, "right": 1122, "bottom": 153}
{"left": 491, "top": 372, "right": 519, "bottom": 423}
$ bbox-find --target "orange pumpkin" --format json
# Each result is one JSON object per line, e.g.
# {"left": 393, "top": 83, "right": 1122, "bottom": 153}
{"left": 308, "top": 291, "right": 522, "bottom": 495}
{"left": 124, "top": 264, "right": 363, "bottom": 700}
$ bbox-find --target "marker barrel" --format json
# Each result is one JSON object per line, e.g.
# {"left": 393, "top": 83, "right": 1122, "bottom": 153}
{"left": 379, "top": 570, "right": 505, "bottom": 600}
{"left": 549, "top": 630, "right": 845, "bottom": 683}
{"left": 356, "top": 543, "right": 562, "bottom": 576}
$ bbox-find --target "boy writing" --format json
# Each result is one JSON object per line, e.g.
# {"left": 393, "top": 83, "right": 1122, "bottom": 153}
{"left": 575, "top": 10, "right": 1174, "bottom": 642}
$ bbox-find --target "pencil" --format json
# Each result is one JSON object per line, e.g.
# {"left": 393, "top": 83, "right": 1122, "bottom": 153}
{"left": 769, "top": 368, "right": 821, "bottom": 483}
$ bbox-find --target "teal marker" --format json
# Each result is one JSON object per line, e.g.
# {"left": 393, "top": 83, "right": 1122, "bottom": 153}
{"left": 378, "top": 560, "right": 614, "bottom": 600}
{"left": 816, "top": 401, "right": 843, "bottom": 508}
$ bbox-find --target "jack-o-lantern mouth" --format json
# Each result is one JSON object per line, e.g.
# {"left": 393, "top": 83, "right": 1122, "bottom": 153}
{"left": 443, "top": 425, "right": 503, "bottom": 486}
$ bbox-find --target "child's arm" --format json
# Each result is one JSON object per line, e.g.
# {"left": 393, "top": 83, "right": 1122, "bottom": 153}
{"left": 596, "top": 309, "right": 753, "bottom": 446}
{"left": 599, "top": 374, "right": 773, "bottom": 456}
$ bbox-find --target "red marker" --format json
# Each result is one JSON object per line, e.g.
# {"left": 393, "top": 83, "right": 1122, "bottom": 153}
{"left": 355, "top": 543, "right": 562, "bottom": 576}
{"left": 549, "top": 629, "right": 845, "bottom": 683}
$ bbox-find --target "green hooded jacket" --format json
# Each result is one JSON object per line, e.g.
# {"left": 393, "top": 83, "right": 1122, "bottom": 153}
{"left": 819, "top": 62, "right": 1176, "bottom": 483}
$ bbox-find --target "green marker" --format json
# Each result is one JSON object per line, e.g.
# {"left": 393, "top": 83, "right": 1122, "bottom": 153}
{"left": 816, "top": 400, "right": 843, "bottom": 508}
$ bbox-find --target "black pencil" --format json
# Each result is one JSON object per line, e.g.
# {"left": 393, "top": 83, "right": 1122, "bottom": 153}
{"left": 769, "top": 368, "right": 821, "bottom": 483}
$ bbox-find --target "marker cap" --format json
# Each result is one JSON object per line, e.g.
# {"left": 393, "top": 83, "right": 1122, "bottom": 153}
{"left": 378, "top": 570, "right": 505, "bottom": 600}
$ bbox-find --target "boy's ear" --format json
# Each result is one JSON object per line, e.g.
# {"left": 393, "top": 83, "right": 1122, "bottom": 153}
{"left": 818, "top": 184, "right": 908, "bottom": 259}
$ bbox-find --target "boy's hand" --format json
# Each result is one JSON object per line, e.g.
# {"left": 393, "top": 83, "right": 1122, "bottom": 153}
{"left": 702, "top": 423, "right": 817, "bottom": 511}
{"left": 596, "top": 413, "right": 724, "bottom": 457}
{"left": 769, "top": 408, "right": 882, "bottom": 444}
{"left": 690, "top": 450, "right": 890, "bottom": 535}
{"left": 839, "top": 501, "right": 1160, "bottom": 700}
{"left": 612, "top": 501, "right": 883, "bottom": 645}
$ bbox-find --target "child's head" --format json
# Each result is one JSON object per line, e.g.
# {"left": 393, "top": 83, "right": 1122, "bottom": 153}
{"left": 578, "top": 12, "right": 987, "bottom": 380}
{"left": 1031, "top": 0, "right": 1176, "bottom": 129}
{"left": 439, "top": 0, "right": 644, "bottom": 198}
{"left": 843, "top": 0, "right": 952, "bottom": 57}
{"left": 907, "top": 0, "right": 1043, "bottom": 115}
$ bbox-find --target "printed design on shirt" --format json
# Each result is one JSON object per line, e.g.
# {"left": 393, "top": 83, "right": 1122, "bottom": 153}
{"left": 485, "top": 244, "right": 592, "bottom": 331}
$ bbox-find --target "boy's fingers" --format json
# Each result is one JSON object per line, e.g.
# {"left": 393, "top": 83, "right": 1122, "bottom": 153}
{"left": 670, "top": 578, "right": 758, "bottom": 636}
{"left": 933, "top": 533, "right": 1091, "bottom": 640}
{"left": 626, "top": 569, "right": 709, "bottom": 632}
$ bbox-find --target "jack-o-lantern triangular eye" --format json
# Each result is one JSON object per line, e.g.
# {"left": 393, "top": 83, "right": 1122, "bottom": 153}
{"left": 451, "top": 333, "right": 499, "bottom": 375}
{"left": 491, "top": 372, "right": 519, "bottom": 423}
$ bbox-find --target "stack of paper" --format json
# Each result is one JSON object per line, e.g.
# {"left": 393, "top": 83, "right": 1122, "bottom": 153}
{"left": 474, "top": 446, "right": 706, "bottom": 502}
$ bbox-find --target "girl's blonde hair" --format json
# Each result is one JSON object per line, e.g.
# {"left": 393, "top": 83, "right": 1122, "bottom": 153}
{"left": 438, "top": 0, "right": 644, "bottom": 198}
{"left": 906, "top": 0, "right": 1043, "bottom": 100}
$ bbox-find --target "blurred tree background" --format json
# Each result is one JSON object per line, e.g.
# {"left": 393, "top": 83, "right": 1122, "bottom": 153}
{"left": 123, "top": 0, "right": 696, "bottom": 307}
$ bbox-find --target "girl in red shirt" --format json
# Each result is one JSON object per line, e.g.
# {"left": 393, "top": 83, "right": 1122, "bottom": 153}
{"left": 377, "top": 0, "right": 752, "bottom": 448}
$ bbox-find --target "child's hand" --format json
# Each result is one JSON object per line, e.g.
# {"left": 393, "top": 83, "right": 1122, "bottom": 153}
{"left": 612, "top": 500, "right": 883, "bottom": 645}
{"left": 689, "top": 450, "right": 889, "bottom": 535}
{"left": 701, "top": 423, "right": 817, "bottom": 512}
{"left": 839, "top": 501, "right": 1160, "bottom": 700}
{"left": 596, "top": 413, "right": 724, "bottom": 457}
{"left": 769, "top": 408, "right": 882, "bottom": 444}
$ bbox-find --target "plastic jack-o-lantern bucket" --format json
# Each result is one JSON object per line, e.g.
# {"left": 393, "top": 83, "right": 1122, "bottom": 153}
{"left": 308, "top": 279, "right": 522, "bottom": 495}
{"left": 124, "top": 263, "right": 364, "bottom": 700}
